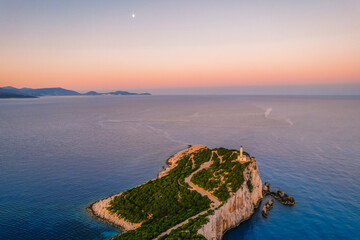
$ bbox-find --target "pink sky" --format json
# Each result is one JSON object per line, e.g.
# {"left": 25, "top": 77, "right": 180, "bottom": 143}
{"left": 1, "top": 1, "right": 359, "bottom": 91}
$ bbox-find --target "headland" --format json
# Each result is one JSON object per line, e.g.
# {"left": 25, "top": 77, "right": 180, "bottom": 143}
{"left": 88, "top": 145, "right": 263, "bottom": 239}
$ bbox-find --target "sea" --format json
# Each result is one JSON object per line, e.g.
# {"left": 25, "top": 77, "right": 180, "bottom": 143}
{"left": 0, "top": 95, "right": 359, "bottom": 240}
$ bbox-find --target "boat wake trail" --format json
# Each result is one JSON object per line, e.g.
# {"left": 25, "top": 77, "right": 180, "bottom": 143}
{"left": 99, "top": 120, "right": 188, "bottom": 145}
{"left": 145, "top": 124, "right": 188, "bottom": 145}
{"left": 285, "top": 118, "right": 294, "bottom": 126}
{"left": 263, "top": 108, "right": 294, "bottom": 126}
{"left": 264, "top": 108, "right": 272, "bottom": 118}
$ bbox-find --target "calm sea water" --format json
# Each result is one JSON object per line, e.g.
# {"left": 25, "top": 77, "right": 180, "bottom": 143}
{"left": 0, "top": 95, "right": 359, "bottom": 240}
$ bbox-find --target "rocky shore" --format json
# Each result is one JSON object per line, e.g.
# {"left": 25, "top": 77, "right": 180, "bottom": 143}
{"left": 263, "top": 182, "right": 296, "bottom": 205}
{"left": 260, "top": 182, "right": 295, "bottom": 219}
{"left": 87, "top": 193, "right": 141, "bottom": 231}
{"left": 261, "top": 199, "right": 274, "bottom": 218}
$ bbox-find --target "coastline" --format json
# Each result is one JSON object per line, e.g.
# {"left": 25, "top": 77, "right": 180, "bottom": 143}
{"left": 87, "top": 192, "right": 141, "bottom": 231}
{"left": 157, "top": 144, "right": 206, "bottom": 178}
{"left": 197, "top": 158, "right": 263, "bottom": 239}
{"left": 220, "top": 197, "right": 262, "bottom": 239}
{"left": 87, "top": 144, "right": 207, "bottom": 232}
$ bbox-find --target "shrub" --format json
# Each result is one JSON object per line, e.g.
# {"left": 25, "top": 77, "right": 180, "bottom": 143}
{"left": 247, "top": 179, "right": 253, "bottom": 193}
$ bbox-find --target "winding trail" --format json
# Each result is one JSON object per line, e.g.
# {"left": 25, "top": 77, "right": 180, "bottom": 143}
{"left": 155, "top": 209, "right": 209, "bottom": 239}
{"left": 155, "top": 151, "right": 221, "bottom": 239}
{"left": 184, "top": 158, "right": 221, "bottom": 208}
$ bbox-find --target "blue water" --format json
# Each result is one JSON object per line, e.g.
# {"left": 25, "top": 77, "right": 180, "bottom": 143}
{"left": 0, "top": 95, "right": 359, "bottom": 239}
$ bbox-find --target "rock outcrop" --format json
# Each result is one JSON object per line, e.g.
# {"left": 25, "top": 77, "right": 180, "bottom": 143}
{"left": 197, "top": 158, "right": 263, "bottom": 240}
{"left": 261, "top": 199, "right": 274, "bottom": 218}
{"left": 263, "top": 182, "right": 270, "bottom": 195}
{"left": 271, "top": 190, "right": 295, "bottom": 205}
{"left": 263, "top": 182, "right": 295, "bottom": 205}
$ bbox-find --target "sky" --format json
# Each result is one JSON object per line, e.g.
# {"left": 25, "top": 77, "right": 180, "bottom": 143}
{"left": 1, "top": 0, "right": 360, "bottom": 94}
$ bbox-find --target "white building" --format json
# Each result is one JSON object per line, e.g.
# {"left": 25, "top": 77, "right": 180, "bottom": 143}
{"left": 237, "top": 146, "right": 250, "bottom": 163}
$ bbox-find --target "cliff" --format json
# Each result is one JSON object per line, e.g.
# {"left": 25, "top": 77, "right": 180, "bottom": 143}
{"left": 198, "top": 158, "right": 263, "bottom": 239}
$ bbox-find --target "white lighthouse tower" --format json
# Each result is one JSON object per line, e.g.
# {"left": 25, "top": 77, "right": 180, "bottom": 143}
{"left": 237, "top": 146, "right": 249, "bottom": 163}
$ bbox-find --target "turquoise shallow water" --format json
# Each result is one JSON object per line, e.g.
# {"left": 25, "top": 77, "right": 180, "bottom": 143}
{"left": 0, "top": 95, "right": 359, "bottom": 239}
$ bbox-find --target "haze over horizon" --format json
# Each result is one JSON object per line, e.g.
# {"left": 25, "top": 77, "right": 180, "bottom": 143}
{"left": 1, "top": 1, "right": 360, "bottom": 94}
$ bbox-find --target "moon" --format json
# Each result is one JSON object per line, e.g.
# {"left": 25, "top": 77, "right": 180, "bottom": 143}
{"left": 132, "top": 13, "right": 135, "bottom": 18}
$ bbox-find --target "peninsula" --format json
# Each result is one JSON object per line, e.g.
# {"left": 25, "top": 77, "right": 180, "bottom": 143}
{"left": 88, "top": 145, "right": 263, "bottom": 240}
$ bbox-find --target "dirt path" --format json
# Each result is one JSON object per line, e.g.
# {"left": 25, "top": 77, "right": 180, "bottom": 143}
{"left": 185, "top": 154, "right": 221, "bottom": 208}
{"left": 158, "top": 145, "right": 206, "bottom": 178}
{"left": 155, "top": 209, "right": 208, "bottom": 239}
{"left": 155, "top": 151, "right": 221, "bottom": 239}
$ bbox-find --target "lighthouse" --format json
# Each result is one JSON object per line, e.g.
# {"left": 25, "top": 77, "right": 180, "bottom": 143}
{"left": 237, "top": 146, "right": 249, "bottom": 163}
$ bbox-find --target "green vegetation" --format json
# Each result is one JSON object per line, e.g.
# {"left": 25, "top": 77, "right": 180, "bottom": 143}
{"left": 193, "top": 148, "right": 212, "bottom": 168}
{"left": 106, "top": 147, "right": 252, "bottom": 240}
{"left": 190, "top": 169, "right": 218, "bottom": 191}
{"left": 158, "top": 210, "right": 214, "bottom": 240}
{"left": 191, "top": 148, "right": 250, "bottom": 202}
{"left": 213, "top": 184, "right": 230, "bottom": 202}
{"left": 109, "top": 148, "right": 212, "bottom": 240}
{"left": 247, "top": 179, "right": 253, "bottom": 193}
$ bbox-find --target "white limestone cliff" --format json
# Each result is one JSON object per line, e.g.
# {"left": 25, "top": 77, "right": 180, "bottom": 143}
{"left": 198, "top": 159, "right": 263, "bottom": 240}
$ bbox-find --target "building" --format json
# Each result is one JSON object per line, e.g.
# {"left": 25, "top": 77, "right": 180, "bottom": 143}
{"left": 237, "top": 146, "right": 250, "bottom": 163}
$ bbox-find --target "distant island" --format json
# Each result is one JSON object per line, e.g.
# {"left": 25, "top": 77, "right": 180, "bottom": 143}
{"left": 0, "top": 91, "right": 37, "bottom": 99}
{"left": 0, "top": 86, "right": 151, "bottom": 98}
{"left": 88, "top": 145, "right": 263, "bottom": 240}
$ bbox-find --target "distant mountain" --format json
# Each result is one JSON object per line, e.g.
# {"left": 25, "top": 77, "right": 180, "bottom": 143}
{"left": 0, "top": 86, "right": 151, "bottom": 98}
{"left": 84, "top": 91, "right": 101, "bottom": 96}
{"left": 0, "top": 86, "right": 81, "bottom": 97}
{"left": 20, "top": 87, "right": 81, "bottom": 96}
{"left": 107, "top": 90, "right": 151, "bottom": 96}
{"left": 84, "top": 90, "right": 151, "bottom": 96}
{"left": 0, "top": 86, "right": 25, "bottom": 95}
{"left": 0, "top": 89, "right": 37, "bottom": 98}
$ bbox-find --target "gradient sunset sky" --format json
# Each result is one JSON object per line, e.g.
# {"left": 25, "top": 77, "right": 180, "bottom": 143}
{"left": 1, "top": 0, "right": 360, "bottom": 92}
